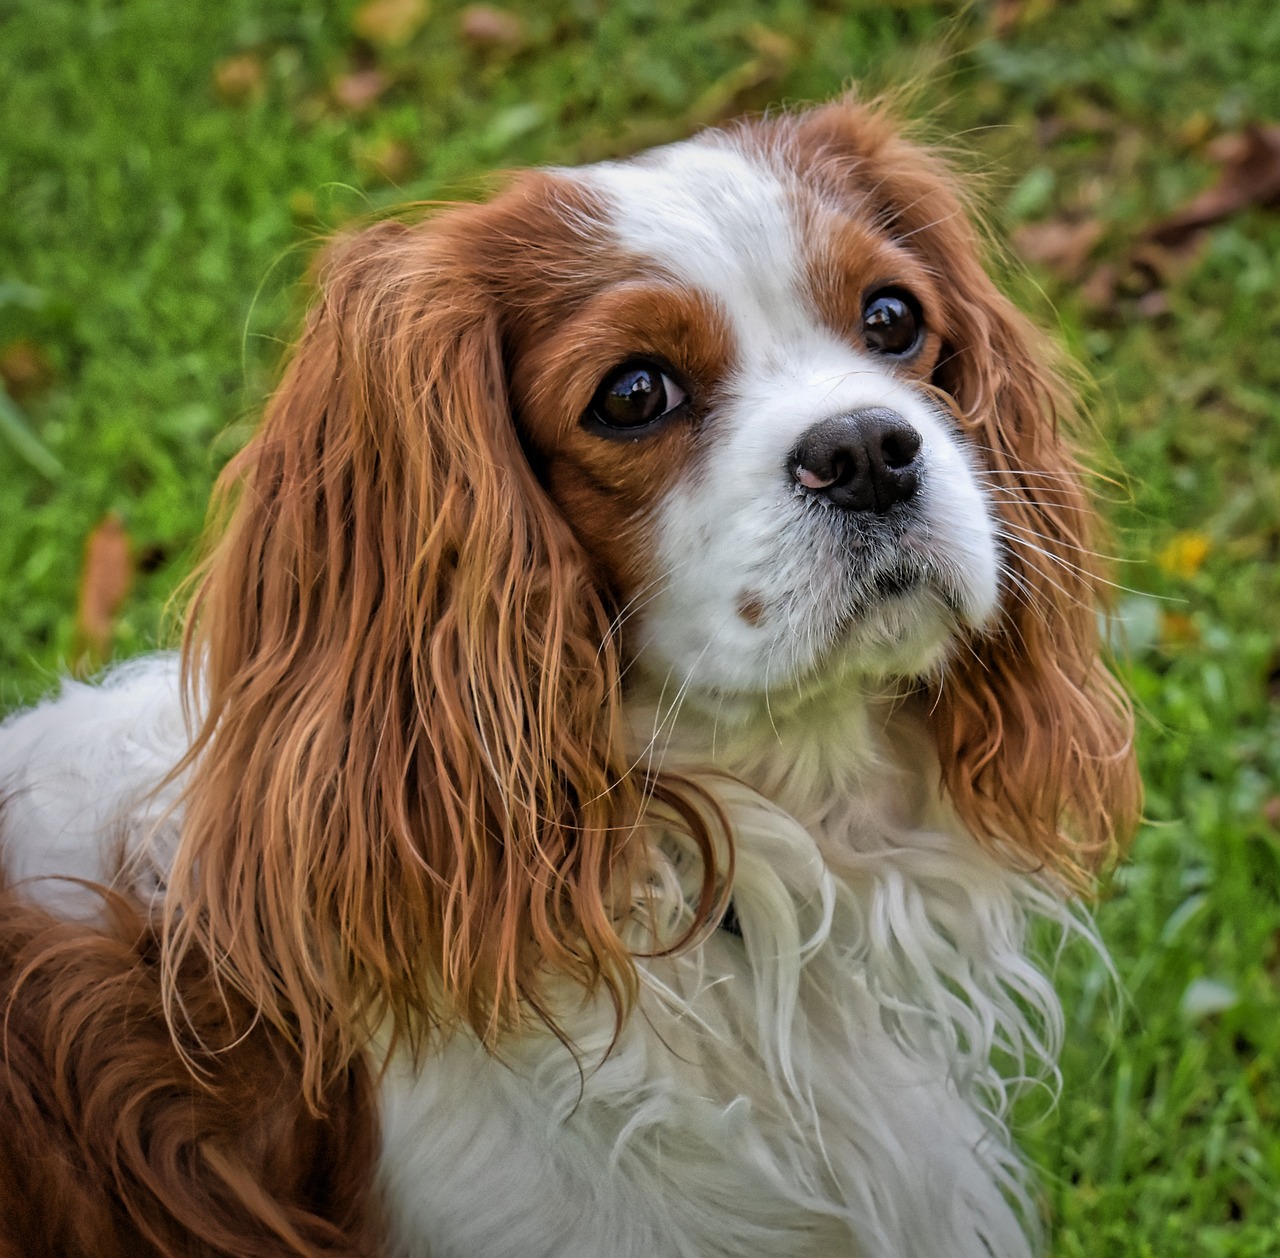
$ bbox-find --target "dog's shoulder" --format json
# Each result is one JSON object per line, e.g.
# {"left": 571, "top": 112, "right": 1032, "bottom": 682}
{"left": 0, "top": 654, "right": 186, "bottom": 915}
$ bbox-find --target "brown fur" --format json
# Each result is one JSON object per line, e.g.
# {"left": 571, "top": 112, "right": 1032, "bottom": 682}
{"left": 516, "top": 282, "right": 735, "bottom": 594}
{"left": 168, "top": 176, "right": 727, "bottom": 1106}
{"left": 0, "top": 884, "right": 380, "bottom": 1256}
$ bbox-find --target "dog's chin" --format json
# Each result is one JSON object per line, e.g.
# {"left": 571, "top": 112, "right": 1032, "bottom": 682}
{"left": 773, "top": 580, "right": 954, "bottom": 693}
{"left": 635, "top": 579, "right": 966, "bottom": 731}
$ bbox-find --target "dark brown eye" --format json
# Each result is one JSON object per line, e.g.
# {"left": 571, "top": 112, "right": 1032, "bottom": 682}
{"left": 585, "top": 360, "right": 687, "bottom": 436}
{"left": 861, "top": 289, "right": 923, "bottom": 357}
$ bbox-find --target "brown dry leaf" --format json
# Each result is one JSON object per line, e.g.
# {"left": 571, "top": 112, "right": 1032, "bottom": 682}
{"left": 1012, "top": 217, "right": 1104, "bottom": 281}
{"left": 333, "top": 68, "right": 388, "bottom": 111}
{"left": 992, "top": 0, "right": 1055, "bottom": 36}
{"left": 1128, "top": 235, "right": 1206, "bottom": 291}
{"left": 0, "top": 340, "right": 53, "bottom": 402}
{"left": 354, "top": 136, "right": 416, "bottom": 184}
{"left": 1159, "top": 610, "right": 1199, "bottom": 648}
{"left": 353, "top": 0, "right": 429, "bottom": 47}
{"left": 1147, "top": 123, "right": 1280, "bottom": 247}
{"left": 213, "top": 53, "right": 265, "bottom": 104}
{"left": 992, "top": 0, "right": 1024, "bottom": 36}
{"left": 459, "top": 5, "right": 525, "bottom": 48}
{"left": 1079, "top": 263, "right": 1119, "bottom": 310}
{"left": 1136, "top": 289, "right": 1171, "bottom": 318}
{"left": 73, "top": 514, "right": 133, "bottom": 675}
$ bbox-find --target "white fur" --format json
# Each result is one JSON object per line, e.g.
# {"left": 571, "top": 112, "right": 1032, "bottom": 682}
{"left": 0, "top": 655, "right": 184, "bottom": 917}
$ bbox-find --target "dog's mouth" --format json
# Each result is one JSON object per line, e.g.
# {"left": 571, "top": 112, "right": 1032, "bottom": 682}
{"left": 825, "top": 516, "right": 978, "bottom": 632}
{"left": 868, "top": 565, "right": 923, "bottom": 601}
{"left": 830, "top": 527, "right": 936, "bottom": 612}
{"left": 800, "top": 543, "right": 969, "bottom": 683}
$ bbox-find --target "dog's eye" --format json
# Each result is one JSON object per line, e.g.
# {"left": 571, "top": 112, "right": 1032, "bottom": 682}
{"left": 861, "top": 289, "right": 923, "bottom": 358}
{"left": 586, "top": 361, "right": 687, "bottom": 435}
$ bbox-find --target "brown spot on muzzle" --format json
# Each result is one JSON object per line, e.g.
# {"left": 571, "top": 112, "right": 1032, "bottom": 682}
{"left": 735, "top": 592, "right": 765, "bottom": 626}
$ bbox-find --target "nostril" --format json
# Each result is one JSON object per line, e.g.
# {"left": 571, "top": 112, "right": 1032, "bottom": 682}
{"left": 827, "top": 452, "right": 851, "bottom": 486}
{"left": 880, "top": 427, "right": 921, "bottom": 470}
{"left": 792, "top": 451, "right": 852, "bottom": 491}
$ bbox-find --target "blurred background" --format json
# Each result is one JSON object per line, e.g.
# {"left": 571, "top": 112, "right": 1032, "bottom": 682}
{"left": 2, "top": 0, "right": 1278, "bottom": 1251}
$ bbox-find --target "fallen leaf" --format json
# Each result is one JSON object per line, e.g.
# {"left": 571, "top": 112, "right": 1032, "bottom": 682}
{"left": 332, "top": 68, "right": 388, "bottom": 111}
{"left": 991, "top": 0, "right": 1023, "bottom": 36}
{"left": 213, "top": 53, "right": 265, "bottom": 104}
{"left": 1156, "top": 531, "right": 1210, "bottom": 579}
{"left": 73, "top": 514, "right": 133, "bottom": 675}
{"left": 1159, "top": 610, "right": 1199, "bottom": 647}
{"left": 1012, "top": 217, "right": 1104, "bottom": 281}
{"left": 1079, "top": 263, "right": 1118, "bottom": 310}
{"left": 1146, "top": 123, "right": 1280, "bottom": 247}
{"left": 353, "top": 136, "right": 416, "bottom": 184}
{"left": 459, "top": 5, "right": 525, "bottom": 48}
{"left": 0, "top": 339, "right": 53, "bottom": 401}
{"left": 1137, "top": 289, "right": 1171, "bottom": 318}
{"left": 1129, "top": 237, "right": 1205, "bottom": 289}
{"left": 353, "top": 0, "right": 429, "bottom": 47}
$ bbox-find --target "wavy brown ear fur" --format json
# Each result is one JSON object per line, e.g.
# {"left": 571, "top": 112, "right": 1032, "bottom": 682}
{"left": 169, "top": 200, "right": 670, "bottom": 1104}
{"left": 794, "top": 98, "right": 1140, "bottom": 886}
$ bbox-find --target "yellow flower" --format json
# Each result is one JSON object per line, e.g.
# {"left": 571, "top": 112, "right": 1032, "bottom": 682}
{"left": 1156, "top": 532, "right": 1210, "bottom": 579}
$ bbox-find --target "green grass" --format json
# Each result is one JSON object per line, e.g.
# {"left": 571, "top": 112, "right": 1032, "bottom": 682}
{"left": 3, "top": 0, "right": 1279, "bottom": 1251}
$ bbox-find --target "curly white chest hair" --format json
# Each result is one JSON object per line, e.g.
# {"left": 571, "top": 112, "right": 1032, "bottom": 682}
{"left": 0, "top": 96, "right": 1137, "bottom": 1258}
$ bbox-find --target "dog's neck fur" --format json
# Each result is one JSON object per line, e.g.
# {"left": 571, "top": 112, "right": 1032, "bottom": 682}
{"left": 626, "top": 670, "right": 946, "bottom": 855}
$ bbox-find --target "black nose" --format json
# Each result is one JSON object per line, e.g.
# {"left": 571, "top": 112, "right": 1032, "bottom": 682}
{"left": 789, "top": 408, "right": 922, "bottom": 513}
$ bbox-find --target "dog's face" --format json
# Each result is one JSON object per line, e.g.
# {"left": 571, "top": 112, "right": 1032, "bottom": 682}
{"left": 178, "top": 99, "right": 1138, "bottom": 1074}
{"left": 505, "top": 129, "right": 999, "bottom": 698}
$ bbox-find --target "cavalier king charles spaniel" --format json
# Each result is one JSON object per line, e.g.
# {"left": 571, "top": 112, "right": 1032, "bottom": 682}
{"left": 0, "top": 96, "right": 1138, "bottom": 1258}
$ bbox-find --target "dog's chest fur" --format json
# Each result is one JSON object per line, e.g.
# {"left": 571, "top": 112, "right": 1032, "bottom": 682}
{"left": 0, "top": 660, "right": 1070, "bottom": 1258}
{"left": 376, "top": 691, "right": 1068, "bottom": 1258}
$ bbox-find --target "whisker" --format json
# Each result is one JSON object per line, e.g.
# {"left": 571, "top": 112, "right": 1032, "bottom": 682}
{"left": 996, "top": 518, "right": 1131, "bottom": 565}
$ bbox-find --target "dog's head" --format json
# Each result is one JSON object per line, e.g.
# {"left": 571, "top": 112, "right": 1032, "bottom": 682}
{"left": 172, "top": 97, "right": 1138, "bottom": 1093}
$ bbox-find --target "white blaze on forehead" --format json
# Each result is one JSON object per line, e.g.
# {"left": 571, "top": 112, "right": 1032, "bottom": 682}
{"left": 581, "top": 138, "right": 818, "bottom": 353}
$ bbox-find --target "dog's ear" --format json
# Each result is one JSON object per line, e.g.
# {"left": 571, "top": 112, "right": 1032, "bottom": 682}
{"left": 171, "top": 207, "right": 652, "bottom": 1101}
{"left": 796, "top": 98, "right": 1140, "bottom": 885}
{"left": 924, "top": 256, "right": 1141, "bottom": 888}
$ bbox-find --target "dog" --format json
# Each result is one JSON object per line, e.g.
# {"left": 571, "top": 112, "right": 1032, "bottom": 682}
{"left": 0, "top": 95, "right": 1138, "bottom": 1257}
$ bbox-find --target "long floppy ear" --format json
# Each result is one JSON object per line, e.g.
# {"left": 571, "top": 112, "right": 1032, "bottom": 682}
{"left": 797, "top": 99, "right": 1140, "bottom": 886}
{"left": 168, "top": 211, "right": 651, "bottom": 1102}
